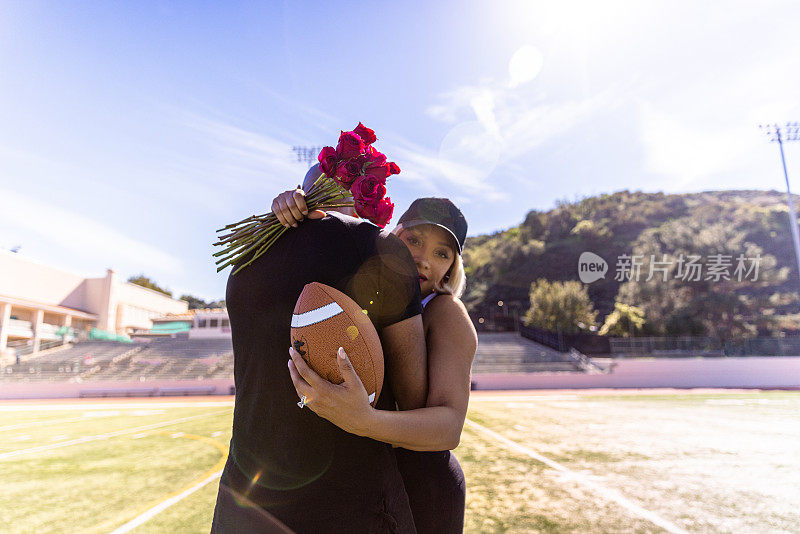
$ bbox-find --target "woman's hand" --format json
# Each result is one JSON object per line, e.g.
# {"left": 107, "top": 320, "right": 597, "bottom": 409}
{"left": 287, "top": 346, "right": 374, "bottom": 436}
{"left": 271, "top": 188, "right": 326, "bottom": 228}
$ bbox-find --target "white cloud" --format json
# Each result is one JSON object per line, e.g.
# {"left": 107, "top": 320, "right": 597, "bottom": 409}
{"left": 383, "top": 133, "right": 509, "bottom": 202}
{"left": 0, "top": 188, "right": 184, "bottom": 276}
{"left": 637, "top": 48, "right": 800, "bottom": 190}
{"left": 182, "top": 113, "right": 309, "bottom": 192}
{"left": 424, "top": 40, "right": 624, "bottom": 198}
{"left": 638, "top": 103, "right": 757, "bottom": 189}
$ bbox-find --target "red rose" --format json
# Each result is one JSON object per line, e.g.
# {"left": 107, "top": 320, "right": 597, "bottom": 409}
{"left": 363, "top": 163, "right": 391, "bottom": 183}
{"left": 362, "top": 147, "right": 391, "bottom": 183}
{"left": 364, "top": 145, "right": 387, "bottom": 166}
{"left": 353, "top": 122, "right": 377, "bottom": 145}
{"left": 356, "top": 196, "right": 394, "bottom": 228}
{"left": 351, "top": 174, "right": 387, "bottom": 204}
{"left": 336, "top": 131, "right": 365, "bottom": 159}
{"left": 372, "top": 197, "right": 394, "bottom": 228}
{"left": 335, "top": 159, "right": 362, "bottom": 187}
{"left": 317, "top": 146, "right": 338, "bottom": 177}
{"left": 388, "top": 162, "right": 400, "bottom": 175}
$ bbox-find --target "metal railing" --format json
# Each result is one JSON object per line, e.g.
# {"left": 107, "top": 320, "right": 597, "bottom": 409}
{"left": 610, "top": 336, "right": 800, "bottom": 357}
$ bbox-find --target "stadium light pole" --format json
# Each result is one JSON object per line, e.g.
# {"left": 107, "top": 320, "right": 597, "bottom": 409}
{"left": 291, "top": 146, "right": 322, "bottom": 167}
{"left": 760, "top": 122, "right": 800, "bottom": 286}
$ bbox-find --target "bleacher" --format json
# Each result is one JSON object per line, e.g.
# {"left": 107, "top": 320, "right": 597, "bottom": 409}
{"left": 133, "top": 337, "right": 233, "bottom": 359}
{"left": 0, "top": 341, "right": 143, "bottom": 382}
{"left": 1, "top": 333, "right": 594, "bottom": 383}
{"left": 471, "top": 333, "right": 584, "bottom": 373}
{"left": 0, "top": 339, "right": 234, "bottom": 383}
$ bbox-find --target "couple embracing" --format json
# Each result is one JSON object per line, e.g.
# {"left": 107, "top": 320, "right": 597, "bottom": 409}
{"left": 211, "top": 159, "right": 478, "bottom": 533}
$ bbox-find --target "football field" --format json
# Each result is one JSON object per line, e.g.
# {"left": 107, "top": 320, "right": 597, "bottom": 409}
{"left": 1, "top": 390, "right": 798, "bottom": 533}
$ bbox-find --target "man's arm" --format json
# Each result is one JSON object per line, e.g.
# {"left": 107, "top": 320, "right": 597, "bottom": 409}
{"left": 379, "top": 314, "right": 427, "bottom": 410}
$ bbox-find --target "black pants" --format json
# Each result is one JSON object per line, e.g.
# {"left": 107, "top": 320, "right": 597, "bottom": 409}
{"left": 395, "top": 449, "right": 466, "bottom": 534}
{"left": 211, "top": 477, "right": 417, "bottom": 534}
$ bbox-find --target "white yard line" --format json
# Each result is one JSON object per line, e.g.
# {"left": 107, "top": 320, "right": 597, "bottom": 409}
{"left": 0, "top": 409, "right": 231, "bottom": 460}
{"left": 464, "top": 419, "right": 690, "bottom": 534}
{"left": 470, "top": 395, "right": 579, "bottom": 402}
{"left": 108, "top": 469, "right": 223, "bottom": 534}
{"left": 0, "top": 401, "right": 234, "bottom": 411}
{"left": 0, "top": 415, "right": 89, "bottom": 432}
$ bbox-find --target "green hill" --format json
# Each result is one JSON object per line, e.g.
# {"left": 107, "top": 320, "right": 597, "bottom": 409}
{"left": 462, "top": 189, "right": 800, "bottom": 337}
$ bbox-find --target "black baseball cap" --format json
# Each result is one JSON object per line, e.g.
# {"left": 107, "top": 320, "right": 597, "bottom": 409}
{"left": 396, "top": 197, "right": 468, "bottom": 253}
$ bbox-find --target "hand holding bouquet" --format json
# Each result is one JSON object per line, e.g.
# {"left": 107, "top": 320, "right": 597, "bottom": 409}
{"left": 213, "top": 123, "right": 400, "bottom": 275}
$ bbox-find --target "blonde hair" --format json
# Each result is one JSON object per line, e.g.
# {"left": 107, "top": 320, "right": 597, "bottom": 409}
{"left": 392, "top": 225, "right": 467, "bottom": 298}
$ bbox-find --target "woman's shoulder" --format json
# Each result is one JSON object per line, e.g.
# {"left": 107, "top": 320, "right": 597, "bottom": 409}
{"left": 425, "top": 293, "right": 463, "bottom": 312}
{"left": 424, "top": 295, "right": 477, "bottom": 338}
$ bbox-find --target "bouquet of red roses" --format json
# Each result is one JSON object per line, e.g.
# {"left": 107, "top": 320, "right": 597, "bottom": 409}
{"left": 213, "top": 123, "right": 399, "bottom": 275}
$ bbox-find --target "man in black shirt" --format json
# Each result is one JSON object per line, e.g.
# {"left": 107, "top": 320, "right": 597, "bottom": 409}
{"left": 211, "top": 179, "right": 427, "bottom": 533}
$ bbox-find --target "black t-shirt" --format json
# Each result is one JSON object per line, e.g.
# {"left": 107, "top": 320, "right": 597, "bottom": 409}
{"left": 215, "top": 212, "right": 421, "bottom": 527}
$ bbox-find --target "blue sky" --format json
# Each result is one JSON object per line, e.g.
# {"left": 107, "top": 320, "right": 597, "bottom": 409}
{"left": 1, "top": 0, "right": 799, "bottom": 302}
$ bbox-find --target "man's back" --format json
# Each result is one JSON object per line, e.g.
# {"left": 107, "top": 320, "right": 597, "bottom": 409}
{"left": 212, "top": 212, "right": 422, "bottom": 533}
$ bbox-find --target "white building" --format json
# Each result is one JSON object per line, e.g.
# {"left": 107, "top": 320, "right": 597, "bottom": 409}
{"left": 0, "top": 249, "right": 188, "bottom": 357}
{"left": 133, "top": 308, "right": 230, "bottom": 339}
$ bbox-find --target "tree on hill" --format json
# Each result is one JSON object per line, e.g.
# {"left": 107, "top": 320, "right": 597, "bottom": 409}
{"left": 461, "top": 189, "right": 800, "bottom": 334}
{"left": 179, "top": 294, "right": 206, "bottom": 309}
{"left": 128, "top": 275, "right": 172, "bottom": 297}
{"left": 615, "top": 216, "right": 791, "bottom": 340}
{"left": 598, "top": 302, "right": 646, "bottom": 337}
{"left": 179, "top": 295, "right": 226, "bottom": 310}
{"left": 523, "top": 278, "right": 598, "bottom": 334}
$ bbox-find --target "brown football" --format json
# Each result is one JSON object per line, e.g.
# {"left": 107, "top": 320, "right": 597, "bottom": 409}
{"left": 291, "top": 282, "right": 384, "bottom": 406}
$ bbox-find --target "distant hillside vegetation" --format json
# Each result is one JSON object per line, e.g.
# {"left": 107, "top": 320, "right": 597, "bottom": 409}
{"left": 462, "top": 190, "right": 800, "bottom": 336}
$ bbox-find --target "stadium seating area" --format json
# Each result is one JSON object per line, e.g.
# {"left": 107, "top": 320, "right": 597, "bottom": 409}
{"left": 0, "top": 333, "right": 594, "bottom": 383}
{"left": 1, "top": 339, "right": 234, "bottom": 383}
{"left": 472, "top": 333, "right": 584, "bottom": 373}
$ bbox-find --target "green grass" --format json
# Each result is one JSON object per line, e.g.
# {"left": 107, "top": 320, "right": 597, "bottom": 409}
{"left": 1, "top": 392, "right": 798, "bottom": 533}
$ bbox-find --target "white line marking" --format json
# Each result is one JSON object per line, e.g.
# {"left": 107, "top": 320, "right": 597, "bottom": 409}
{"left": 0, "top": 401, "right": 234, "bottom": 412}
{"left": 464, "top": 419, "right": 690, "bottom": 534}
{"left": 0, "top": 416, "right": 87, "bottom": 432}
{"left": 0, "top": 409, "right": 231, "bottom": 460}
{"left": 291, "top": 302, "right": 343, "bottom": 327}
{"left": 469, "top": 395, "right": 579, "bottom": 402}
{"left": 0, "top": 410, "right": 123, "bottom": 432}
{"left": 108, "top": 469, "right": 223, "bottom": 534}
{"left": 131, "top": 433, "right": 148, "bottom": 439}
{"left": 51, "top": 435, "right": 69, "bottom": 441}
{"left": 171, "top": 432, "right": 185, "bottom": 438}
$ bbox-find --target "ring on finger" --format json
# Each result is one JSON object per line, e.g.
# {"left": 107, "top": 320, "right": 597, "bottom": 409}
{"left": 297, "top": 395, "right": 309, "bottom": 409}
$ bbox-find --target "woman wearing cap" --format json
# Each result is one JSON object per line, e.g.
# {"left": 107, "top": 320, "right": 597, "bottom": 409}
{"left": 274, "top": 175, "right": 477, "bottom": 534}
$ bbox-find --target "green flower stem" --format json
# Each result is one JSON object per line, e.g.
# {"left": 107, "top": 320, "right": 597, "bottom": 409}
{"left": 213, "top": 174, "right": 356, "bottom": 275}
{"left": 215, "top": 227, "right": 277, "bottom": 272}
{"left": 215, "top": 222, "right": 262, "bottom": 244}
{"left": 213, "top": 225, "right": 273, "bottom": 259}
{"left": 230, "top": 225, "right": 289, "bottom": 275}
{"left": 215, "top": 214, "right": 259, "bottom": 233}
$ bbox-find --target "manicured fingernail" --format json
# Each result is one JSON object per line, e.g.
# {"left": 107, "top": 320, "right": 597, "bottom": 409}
{"left": 338, "top": 347, "right": 345, "bottom": 359}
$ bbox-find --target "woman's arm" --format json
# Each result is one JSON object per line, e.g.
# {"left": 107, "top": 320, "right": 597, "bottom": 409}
{"left": 288, "top": 295, "right": 477, "bottom": 451}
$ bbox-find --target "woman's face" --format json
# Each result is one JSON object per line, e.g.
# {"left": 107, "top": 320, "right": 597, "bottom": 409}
{"left": 397, "top": 224, "right": 456, "bottom": 297}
